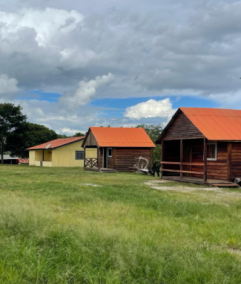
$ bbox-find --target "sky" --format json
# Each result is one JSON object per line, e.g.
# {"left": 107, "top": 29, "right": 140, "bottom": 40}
{"left": 0, "top": 0, "right": 241, "bottom": 135}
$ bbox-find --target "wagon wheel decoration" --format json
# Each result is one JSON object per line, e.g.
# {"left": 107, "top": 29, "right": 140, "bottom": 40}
{"left": 133, "top": 156, "right": 149, "bottom": 173}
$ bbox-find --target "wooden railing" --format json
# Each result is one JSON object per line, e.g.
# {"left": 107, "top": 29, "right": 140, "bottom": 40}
{"left": 161, "top": 161, "right": 204, "bottom": 175}
{"left": 84, "top": 158, "right": 98, "bottom": 169}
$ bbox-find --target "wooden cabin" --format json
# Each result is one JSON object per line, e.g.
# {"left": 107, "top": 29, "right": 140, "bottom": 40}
{"left": 156, "top": 107, "right": 241, "bottom": 186}
{"left": 82, "top": 127, "right": 155, "bottom": 172}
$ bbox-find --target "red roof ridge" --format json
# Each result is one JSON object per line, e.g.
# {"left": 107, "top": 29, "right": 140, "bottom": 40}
{"left": 180, "top": 107, "right": 241, "bottom": 116}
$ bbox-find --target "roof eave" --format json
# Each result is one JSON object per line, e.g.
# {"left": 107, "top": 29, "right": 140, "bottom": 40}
{"left": 98, "top": 145, "right": 156, "bottom": 148}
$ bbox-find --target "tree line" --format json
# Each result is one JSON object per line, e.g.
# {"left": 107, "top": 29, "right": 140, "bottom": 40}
{"left": 0, "top": 103, "right": 85, "bottom": 163}
{"left": 136, "top": 124, "right": 162, "bottom": 163}
{"left": 0, "top": 103, "right": 162, "bottom": 164}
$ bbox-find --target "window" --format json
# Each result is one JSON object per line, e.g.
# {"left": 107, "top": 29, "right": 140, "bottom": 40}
{"left": 108, "top": 148, "right": 112, "bottom": 157}
{"left": 207, "top": 143, "right": 217, "bottom": 161}
{"left": 75, "top": 151, "right": 84, "bottom": 160}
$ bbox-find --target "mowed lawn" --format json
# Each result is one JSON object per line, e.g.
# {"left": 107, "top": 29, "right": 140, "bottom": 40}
{"left": 1, "top": 166, "right": 241, "bottom": 283}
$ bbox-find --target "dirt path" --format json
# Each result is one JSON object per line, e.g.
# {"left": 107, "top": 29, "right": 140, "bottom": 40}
{"left": 145, "top": 180, "right": 241, "bottom": 196}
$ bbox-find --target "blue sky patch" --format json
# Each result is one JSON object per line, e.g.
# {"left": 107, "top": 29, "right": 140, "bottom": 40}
{"left": 91, "top": 95, "right": 218, "bottom": 117}
{"left": 19, "top": 90, "right": 62, "bottom": 102}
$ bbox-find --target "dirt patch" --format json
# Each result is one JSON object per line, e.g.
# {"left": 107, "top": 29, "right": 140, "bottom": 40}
{"left": 144, "top": 180, "right": 214, "bottom": 193}
{"left": 227, "top": 248, "right": 241, "bottom": 257}
{"left": 144, "top": 180, "right": 241, "bottom": 196}
{"left": 212, "top": 245, "right": 241, "bottom": 257}
{"left": 81, "top": 183, "right": 102, "bottom": 187}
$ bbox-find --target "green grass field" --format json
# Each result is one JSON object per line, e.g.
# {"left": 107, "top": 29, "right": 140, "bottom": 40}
{"left": 0, "top": 165, "right": 241, "bottom": 283}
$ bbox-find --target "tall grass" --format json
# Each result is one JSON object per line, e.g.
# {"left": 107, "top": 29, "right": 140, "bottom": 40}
{"left": 0, "top": 165, "right": 241, "bottom": 283}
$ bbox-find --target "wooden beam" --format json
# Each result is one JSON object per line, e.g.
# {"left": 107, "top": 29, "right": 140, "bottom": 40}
{"left": 161, "top": 161, "right": 204, "bottom": 166}
{"left": 203, "top": 138, "right": 207, "bottom": 182}
{"left": 227, "top": 143, "right": 232, "bottom": 181}
{"left": 180, "top": 139, "right": 183, "bottom": 179}
{"left": 163, "top": 137, "right": 204, "bottom": 141}
{"left": 97, "top": 147, "right": 101, "bottom": 170}
{"left": 190, "top": 142, "right": 193, "bottom": 174}
{"left": 161, "top": 140, "right": 164, "bottom": 178}
{"left": 113, "top": 148, "right": 116, "bottom": 170}
{"left": 150, "top": 148, "right": 152, "bottom": 167}
{"left": 162, "top": 169, "right": 204, "bottom": 175}
{"left": 84, "top": 148, "right": 86, "bottom": 169}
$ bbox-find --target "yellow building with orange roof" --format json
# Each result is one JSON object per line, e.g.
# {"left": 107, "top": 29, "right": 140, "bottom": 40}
{"left": 27, "top": 137, "right": 97, "bottom": 167}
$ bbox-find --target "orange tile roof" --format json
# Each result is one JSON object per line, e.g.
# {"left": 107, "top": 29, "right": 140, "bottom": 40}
{"left": 27, "top": 136, "right": 85, "bottom": 150}
{"left": 90, "top": 127, "right": 156, "bottom": 147}
{"left": 180, "top": 107, "right": 241, "bottom": 140}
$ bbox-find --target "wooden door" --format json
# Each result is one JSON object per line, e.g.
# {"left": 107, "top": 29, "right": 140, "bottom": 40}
{"left": 103, "top": 148, "right": 108, "bottom": 168}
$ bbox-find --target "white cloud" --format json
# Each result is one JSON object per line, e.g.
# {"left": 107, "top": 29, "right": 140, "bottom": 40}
{"left": 0, "top": 74, "right": 19, "bottom": 94}
{"left": 208, "top": 90, "right": 241, "bottom": 107}
{"left": 0, "top": 97, "right": 100, "bottom": 134}
{"left": 124, "top": 98, "right": 176, "bottom": 119}
{"left": 59, "top": 128, "right": 86, "bottom": 136}
{"left": 1, "top": 1, "right": 241, "bottom": 134}
{"left": 58, "top": 73, "right": 115, "bottom": 108}
{"left": 0, "top": 8, "right": 83, "bottom": 47}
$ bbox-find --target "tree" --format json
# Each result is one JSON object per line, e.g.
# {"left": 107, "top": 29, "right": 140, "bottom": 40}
{"left": 57, "top": 134, "right": 69, "bottom": 138}
{"left": 7, "top": 122, "right": 58, "bottom": 158}
{"left": 73, "top": 132, "right": 85, "bottom": 137}
{"left": 136, "top": 124, "right": 162, "bottom": 163}
{"left": 0, "top": 104, "right": 27, "bottom": 164}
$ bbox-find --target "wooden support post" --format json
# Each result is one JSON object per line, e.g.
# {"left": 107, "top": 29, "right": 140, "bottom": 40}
{"left": 84, "top": 147, "right": 86, "bottom": 169}
{"left": 113, "top": 148, "right": 116, "bottom": 169}
{"left": 150, "top": 148, "right": 153, "bottom": 167}
{"left": 180, "top": 139, "right": 183, "bottom": 179}
{"left": 227, "top": 143, "right": 232, "bottom": 181}
{"left": 203, "top": 138, "right": 207, "bottom": 182}
{"left": 161, "top": 140, "right": 164, "bottom": 179}
{"left": 97, "top": 147, "right": 101, "bottom": 170}
{"left": 190, "top": 143, "right": 193, "bottom": 174}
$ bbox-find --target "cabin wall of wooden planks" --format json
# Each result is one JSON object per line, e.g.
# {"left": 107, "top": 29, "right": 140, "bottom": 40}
{"left": 162, "top": 112, "right": 204, "bottom": 140}
{"left": 99, "top": 147, "right": 152, "bottom": 172}
{"left": 189, "top": 140, "right": 227, "bottom": 180}
{"left": 114, "top": 148, "right": 152, "bottom": 172}
{"left": 231, "top": 143, "right": 241, "bottom": 180}
{"left": 207, "top": 142, "right": 228, "bottom": 180}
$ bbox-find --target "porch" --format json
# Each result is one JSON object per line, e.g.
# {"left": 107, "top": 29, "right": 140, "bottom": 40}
{"left": 83, "top": 147, "right": 116, "bottom": 172}
{"left": 161, "top": 138, "right": 208, "bottom": 181}
{"left": 84, "top": 158, "right": 116, "bottom": 172}
{"left": 84, "top": 157, "right": 99, "bottom": 170}
{"left": 33, "top": 149, "right": 52, "bottom": 167}
{"left": 161, "top": 138, "right": 239, "bottom": 187}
